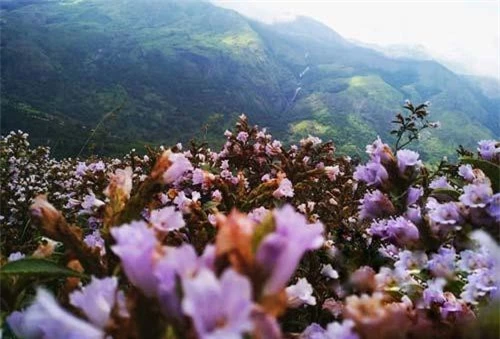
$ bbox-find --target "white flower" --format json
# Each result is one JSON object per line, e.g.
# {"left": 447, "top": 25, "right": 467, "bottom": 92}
{"left": 325, "top": 165, "right": 341, "bottom": 181}
{"left": 286, "top": 278, "right": 316, "bottom": 308}
{"left": 321, "top": 264, "right": 339, "bottom": 279}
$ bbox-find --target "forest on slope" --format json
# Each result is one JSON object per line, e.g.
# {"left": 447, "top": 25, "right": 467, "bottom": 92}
{"left": 1, "top": 0, "right": 498, "bottom": 159}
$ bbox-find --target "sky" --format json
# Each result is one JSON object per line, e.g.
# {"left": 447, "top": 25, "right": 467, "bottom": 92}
{"left": 213, "top": 0, "right": 500, "bottom": 80}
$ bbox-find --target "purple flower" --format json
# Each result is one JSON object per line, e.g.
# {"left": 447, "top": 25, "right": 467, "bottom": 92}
{"left": 192, "top": 168, "right": 205, "bottom": 185}
{"left": 155, "top": 244, "right": 214, "bottom": 292}
{"left": 396, "top": 149, "right": 422, "bottom": 174}
{"left": 212, "top": 189, "right": 222, "bottom": 202}
{"left": 461, "top": 268, "right": 498, "bottom": 304}
{"left": 440, "top": 294, "right": 463, "bottom": 319}
{"left": 428, "top": 201, "right": 462, "bottom": 226}
{"left": 427, "top": 247, "right": 456, "bottom": 278}
{"left": 154, "top": 244, "right": 202, "bottom": 317}
{"left": 395, "top": 250, "right": 428, "bottom": 272}
{"left": 486, "top": 193, "right": 500, "bottom": 221}
{"left": 286, "top": 278, "right": 316, "bottom": 308}
{"left": 384, "top": 217, "right": 419, "bottom": 245}
{"left": 369, "top": 217, "right": 419, "bottom": 246}
{"left": 7, "top": 289, "right": 103, "bottom": 339}
{"left": 458, "top": 249, "right": 491, "bottom": 272}
{"left": 88, "top": 160, "right": 105, "bottom": 172}
{"left": 273, "top": 178, "right": 294, "bottom": 199}
{"left": 458, "top": 164, "right": 476, "bottom": 182}
{"left": 80, "top": 191, "right": 105, "bottom": 214}
{"left": 75, "top": 162, "right": 88, "bottom": 176}
{"left": 358, "top": 190, "right": 395, "bottom": 220}
{"left": 368, "top": 219, "right": 390, "bottom": 238}
{"left": 460, "top": 183, "right": 493, "bottom": 208}
{"left": 163, "top": 152, "right": 193, "bottom": 184}
{"left": 406, "top": 186, "right": 423, "bottom": 206}
{"left": 301, "top": 320, "right": 359, "bottom": 339}
{"left": 181, "top": 268, "right": 254, "bottom": 338}
{"left": 8, "top": 251, "right": 25, "bottom": 262}
{"left": 429, "top": 176, "right": 452, "bottom": 190}
{"left": 256, "top": 205, "right": 324, "bottom": 294}
{"left": 83, "top": 230, "right": 106, "bottom": 256}
{"left": 353, "top": 161, "right": 388, "bottom": 187}
{"left": 149, "top": 206, "right": 185, "bottom": 232}
{"left": 111, "top": 221, "right": 158, "bottom": 297}
{"left": 301, "top": 323, "right": 325, "bottom": 338}
{"left": 248, "top": 206, "right": 270, "bottom": 223}
{"left": 460, "top": 269, "right": 500, "bottom": 305}
{"left": 404, "top": 206, "right": 422, "bottom": 224}
{"left": 70, "top": 277, "right": 128, "bottom": 328}
{"left": 173, "top": 191, "right": 192, "bottom": 212}
{"left": 365, "top": 137, "right": 393, "bottom": 163}
{"left": 421, "top": 278, "right": 446, "bottom": 308}
{"left": 477, "top": 140, "right": 498, "bottom": 161}
{"left": 237, "top": 131, "right": 249, "bottom": 143}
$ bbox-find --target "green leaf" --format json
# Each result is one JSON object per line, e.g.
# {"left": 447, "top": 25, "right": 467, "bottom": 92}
{"left": 431, "top": 188, "right": 461, "bottom": 201}
{"left": 461, "top": 157, "right": 500, "bottom": 192}
{"left": 251, "top": 214, "right": 275, "bottom": 253}
{"left": 202, "top": 201, "right": 219, "bottom": 211}
{"left": 0, "top": 258, "right": 85, "bottom": 278}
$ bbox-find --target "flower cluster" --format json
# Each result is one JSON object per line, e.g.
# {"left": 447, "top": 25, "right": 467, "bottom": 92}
{"left": 1, "top": 111, "right": 499, "bottom": 338}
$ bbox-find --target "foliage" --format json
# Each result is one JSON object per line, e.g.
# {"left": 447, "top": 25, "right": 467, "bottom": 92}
{"left": 0, "top": 0, "right": 498, "bottom": 160}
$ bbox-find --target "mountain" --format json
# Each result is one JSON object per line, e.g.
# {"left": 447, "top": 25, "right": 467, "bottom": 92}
{"left": 350, "top": 41, "right": 435, "bottom": 61}
{"left": 1, "top": 0, "right": 498, "bottom": 159}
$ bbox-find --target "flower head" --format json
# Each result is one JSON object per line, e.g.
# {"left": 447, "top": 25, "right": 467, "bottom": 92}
{"left": 353, "top": 161, "right": 388, "bottom": 187}
{"left": 396, "top": 149, "right": 422, "bottom": 175}
{"left": 427, "top": 247, "right": 456, "bottom": 278}
{"left": 324, "top": 165, "right": 341, "bottom": 181}
{"left": 421, "top": 278, "right": 446, "bottom": 308}
{"left": 163, "top": 152, "right": 193, "bottom": 184}
{"left": 458, "top": 164, "right": 476, "bottom": 182}
{"left": 256, "top": 205, "right": 324, "bottom": 294}
{"left": 104, "top": 167, "right": 133, "bottom": 199}
{"left": 83, "top": 230, "right": 106, "bottom": 256}
{"left": 149, "top": 206, "right": 185, "bottom": 232}
{"left": 8, "top": 252, "right": 25, "bottom": 262}
{"left": 477, "top": 140, "right": 499, "bottom": 161}
{"left": 429, "top": 176, "right": 453, "bottom": 190}
{"left": 460, "top": 183, "right": 493, "bottom": 208}
{"left": 365, "top": 137, "right": 393, "bottom": 163}
{"left": 359, "top": 190, "right": 395, "bottom": 220}
{"left": 273, "top": 178, "right": 294, "bottom": 199}
{"left": 70, "top": 276, "right": 127, "bottom": 328}
{"left": 7, "top": 289, "right": 103, "bottom": 339}
{"left": 182, "top": 268, "right": 254, "bottom": 338}
{"left": 111, "top": 221, "right": 158, "bottom": 297}
{"left": 286, "top": 278, "right": 316, "bottom": 308}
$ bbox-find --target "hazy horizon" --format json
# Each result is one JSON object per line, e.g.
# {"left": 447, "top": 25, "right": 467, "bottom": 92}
{"left": 213, "top": 0, "right": 500, "bottom": 81}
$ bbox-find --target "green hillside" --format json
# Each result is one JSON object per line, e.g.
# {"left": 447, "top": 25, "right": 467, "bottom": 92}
{"left": 1, "top": 0, "right": 498, "bottom": 159}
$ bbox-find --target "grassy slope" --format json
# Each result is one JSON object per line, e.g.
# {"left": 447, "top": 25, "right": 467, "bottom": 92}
{"left": 0, "top": 0, "right": 498, "bottom": 159}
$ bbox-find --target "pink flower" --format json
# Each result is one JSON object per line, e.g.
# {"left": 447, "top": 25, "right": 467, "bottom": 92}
{"left": 325, "top": 165, "right": 341, "bottom": 181}
{"left": 273, "top": 178, "right": 294, "bottom": 199}
{"left": 104, "top": 167, "right": 133, "bottom": 199}
{"left": 163, "top": 152, "right": 193, "bottom": 184}
{"left": 149, "top": 206, "right": 185, "bottom": 232}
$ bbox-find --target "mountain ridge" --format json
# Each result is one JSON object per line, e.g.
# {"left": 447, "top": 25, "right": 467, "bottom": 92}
{"left": 1, "top": 0, "right": 498, "bottom": 159}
